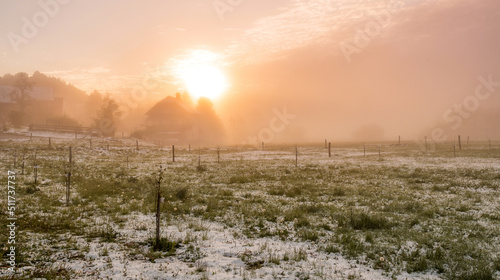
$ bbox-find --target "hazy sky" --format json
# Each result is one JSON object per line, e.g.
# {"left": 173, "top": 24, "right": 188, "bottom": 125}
{"left": 1, "top": 0, "right": 500, "bottom": 142}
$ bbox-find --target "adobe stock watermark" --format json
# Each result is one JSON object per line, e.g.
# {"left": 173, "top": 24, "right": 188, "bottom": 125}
{"left": 415, "top": 74, "right": 500, "bottom": 153}
{"left": 213, "top": 0, "right": 243, "bottom": 21}
{"left": 7, "top": 0, "right": 71, "bottom": 54}
{"left": 338, "top": 0, "right": 421, "bottom": 63}
{"left": 241, "top": 107, "right": 296, "bottom": 146}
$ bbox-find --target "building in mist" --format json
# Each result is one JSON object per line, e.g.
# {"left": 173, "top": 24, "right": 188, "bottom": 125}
{"left": 144, "top": 93, "right": 200, "bottom": 143}
{"left": 0, "top": 85, "right": 63, "bottom": 126}
{"left": 143, "top": 93, "right": 225, "bottom": 144}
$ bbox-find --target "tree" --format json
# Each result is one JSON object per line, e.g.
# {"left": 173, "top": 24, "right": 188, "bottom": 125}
{"left": 12, "top": 72, "right": 34, "bottom": 112}
{"left": 196, "top": 97, "right": 215, "bottom": 114}
{"left": 196, "top": 97, "right": 225, "bottom": 143}
{"left": 8, "top": 73, "right": 34, "bottom": 126}
{"left": 81, "top": 90, "right": 104, "bottom": 125}
{"left": 94, "top": 94, "right": 122, "bottom": 136}
{"left": 86, "top": 90, "right": 103, "bottom": 114}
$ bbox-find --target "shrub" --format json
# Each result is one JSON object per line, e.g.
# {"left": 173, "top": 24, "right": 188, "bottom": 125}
{"left": 349, "top": 212, "right": 392, "bottom": 230}
{"left": 148, "top": 237, "right": 179, "bottom": 254}
{"left": 87, "top": 225, "right": 119, "bottom": 242}
{"left": 175, "top": 187, "right": 189, "bottom": 200}
{"left": 229, "top": 175, "right": 249, "bottom": 184}
{"left": 9, "top": 110, "right": 25, "bottom": 127}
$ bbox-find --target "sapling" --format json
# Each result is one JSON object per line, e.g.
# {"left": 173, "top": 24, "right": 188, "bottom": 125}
{"left": 21, "top": 153, "right": 25, "bottom": 175}
{"left": 34, "top": 148, "right": 38, "bottom": 184}
{"left": 154, "top": 165, "right": 166, "bottom": 250}
{"left": 66, "top": 146, "right": 72, "bottom": 206}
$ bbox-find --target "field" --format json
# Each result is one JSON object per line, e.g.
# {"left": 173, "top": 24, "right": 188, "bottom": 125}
{"left": 1, "top": 132, "right": 499, "bottom": 280}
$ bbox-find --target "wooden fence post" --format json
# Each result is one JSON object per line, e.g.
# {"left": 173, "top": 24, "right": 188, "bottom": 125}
{"left": 66, "top": 146, "right": 72, "bottom": 206}
{"left": 295, "top": 147, "right": 298, "bottom": 167}
{"left": 328, "top": 142, "right": 331, "bottom": 158}
{"left": 425, "top": 136, "right": 428, "bottom": 155}
{"left": 172, "top": 145, "right": 175, "bottom": 163}
{"left": 34, "top": 148, "right": 38, "bottom": 184}
{"left": 458, "top": 135, "right": 462, "bottom": 150}
{"left": 21, "top": 154, "right": 25, "bottom": 175}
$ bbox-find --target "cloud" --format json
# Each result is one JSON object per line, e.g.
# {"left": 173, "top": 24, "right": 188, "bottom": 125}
{"left": 44, "top": 67, "right": 138, "bottom": 93}
{"left": 87, "top": 67, "right": 111, "bottom": 74}
{"left": 223, "top": 0, "right": 456, "bottom": 64}
{"left": 224, "top": 0, "right": 374, "bottom": 63}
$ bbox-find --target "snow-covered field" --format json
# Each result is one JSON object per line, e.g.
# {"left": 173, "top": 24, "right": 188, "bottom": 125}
{"left": 1, "top": 133, "right": 499, "bottom": 279}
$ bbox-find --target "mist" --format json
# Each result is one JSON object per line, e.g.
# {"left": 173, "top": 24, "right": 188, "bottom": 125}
{"left": 1, "top": 0, "right": 499, "bottom": 145}
{"left": 217, "top": 0, "right": 500, "bottom": 144}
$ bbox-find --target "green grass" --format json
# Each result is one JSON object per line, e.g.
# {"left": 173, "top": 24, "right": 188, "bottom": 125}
{"left": 0, "top": 139, "right": 499, "bottom": 279}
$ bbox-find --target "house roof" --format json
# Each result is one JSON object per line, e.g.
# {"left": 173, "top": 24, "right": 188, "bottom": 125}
{"left": 146, "top": 95, "right": 198, "bottom": 117}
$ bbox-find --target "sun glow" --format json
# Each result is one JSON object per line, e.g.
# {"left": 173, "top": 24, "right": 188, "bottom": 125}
{"left": 180, "top": 65, "right": 227, "bottom": 100}
{"left": 173, "top": 49, "right": 228, "bottom": 100}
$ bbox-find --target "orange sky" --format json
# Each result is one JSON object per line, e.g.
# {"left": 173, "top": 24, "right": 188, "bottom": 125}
{"left": 1, "top": 0, "right": 500, "bottom": 142}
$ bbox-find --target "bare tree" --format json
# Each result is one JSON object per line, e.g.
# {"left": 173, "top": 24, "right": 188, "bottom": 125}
{"left": 12, "top": 72, "right": 34, "bottom": 113}
{"left": 154, "top": 165, "right": 166, "bottom": 250}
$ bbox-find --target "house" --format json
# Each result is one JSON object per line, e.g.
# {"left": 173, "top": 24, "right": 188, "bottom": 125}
{"left": 143, "top": 93, "right": 226, "bottom": 145}
{"left": 144, "top": 93, "right": 200, "bottom": 143}
{"left": 0, "top": 85, "right": 63, "bottom": 125}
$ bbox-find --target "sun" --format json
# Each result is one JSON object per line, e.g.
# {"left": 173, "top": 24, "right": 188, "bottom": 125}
{"left": 180, "top": 64, "right": 227, "bottom": 100}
